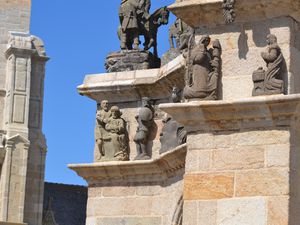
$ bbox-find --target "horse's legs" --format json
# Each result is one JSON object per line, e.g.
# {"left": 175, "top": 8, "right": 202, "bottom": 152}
{"left": 132, "top": 29, "right": 139, "bottom": 50}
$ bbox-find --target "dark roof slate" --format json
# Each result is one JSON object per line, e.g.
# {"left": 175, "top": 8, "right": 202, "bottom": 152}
{"left": 43, "top": 182, "right": 87, "bottom": 225}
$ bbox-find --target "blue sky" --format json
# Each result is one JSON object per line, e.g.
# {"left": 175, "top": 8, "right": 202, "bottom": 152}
{"left": 30, "top": 0, "right": 175, "bottom": 185}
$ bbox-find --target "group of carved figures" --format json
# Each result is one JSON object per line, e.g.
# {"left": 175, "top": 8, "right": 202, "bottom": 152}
{"left": 169, "top": 33, "right": 284, "bottom": 101}
{"left": 97, "top": 1, "right": 284, "bottom": 161}
{"left": 95, "top": 97, "right": 187, "bottom": 162}
{"left": 118, "top": 0, "right": 169, "bottom": 56}
{"left": 95, "top": 100, "right": 129, "bottom": 161}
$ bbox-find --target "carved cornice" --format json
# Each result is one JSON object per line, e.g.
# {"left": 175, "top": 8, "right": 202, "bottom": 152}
{"left": 5, "top": 32, "right": 49, "bottom": 61}
{"left": 68, "top": 144, "right": 187, "bottom": 185}
{"left": 159, "top": 94, "right": 300, "bottom": 132}
{"left": 168, "top": 0, "right": 300, "bottom": 28}
{"left": 77, "top": 55, "right": 186, "bottom": 103}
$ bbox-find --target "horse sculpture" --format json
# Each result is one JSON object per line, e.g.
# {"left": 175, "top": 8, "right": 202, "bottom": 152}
{"left": 118, "top": 6, "right": 169, "bottom": 57}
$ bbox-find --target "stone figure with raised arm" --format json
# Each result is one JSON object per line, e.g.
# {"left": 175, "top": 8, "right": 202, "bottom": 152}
{"left": 94, "top": 100, "right": 111, "bottom": 161}
{"left": 105, "top": 106, "right": 129, "bottom": 161}
{"left": 134, "top": 97, "right": 154, "bottom": 160}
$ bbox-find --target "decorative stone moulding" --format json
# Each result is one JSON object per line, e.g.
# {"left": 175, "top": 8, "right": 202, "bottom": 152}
{"left": 77, "top": 55, "right": 185, "bottom": 103}
{"left": 159, "top": 94, "right": 300, "bottom": 132}
{"left": 68, "top": 144, "right": 187, "bottom": 185}
{"left": 169, "top": 0, "right": 300, "bottom": 27}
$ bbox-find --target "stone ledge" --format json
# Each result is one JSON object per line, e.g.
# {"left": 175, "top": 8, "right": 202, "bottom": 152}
{"left": 68, "top": 144, "right": 187, "bottom": 185}
{"left": 169, "top": 0, "right": 300, "bottom": 27}
{"left": 77, "top": 55, "right": 185, "bottom": 103}
{"left": 0, "top": 222, "right": 27, "bottom": 225}
{"left": 159, "top": 94, "right": 300, "bottom": 132}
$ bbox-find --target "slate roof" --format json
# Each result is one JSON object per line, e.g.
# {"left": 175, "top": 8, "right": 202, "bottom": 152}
{"left": 43, "top": 182, "right": 87, "bottom": 225}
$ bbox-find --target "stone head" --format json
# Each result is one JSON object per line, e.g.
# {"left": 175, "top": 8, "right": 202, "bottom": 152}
{"left": 266, "top": 34, "right": 277, "bottom": 45}
{"left": 142, "top": 97, "right": 151, "bottom": 108}
{"left": 200, "top": 35, "right": 211, "bottom": 48}
{"left": 110, "top": 106, "right": 122, "bottom": 118}
{"left": 100, "top": 100, "right": 109, "bottom": 111}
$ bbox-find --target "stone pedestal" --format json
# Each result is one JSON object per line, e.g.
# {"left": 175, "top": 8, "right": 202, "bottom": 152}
{"left": 105, "top": 50, "right": 161, "bottom": 73}
{"left": 69, "top": 145, "right": 186, "bottom": 225}
{"left": 160, "top": 94, "right": 300, "bottom": 225}
{"left": 73, "top": 0, "right": 300, "bottom": 224}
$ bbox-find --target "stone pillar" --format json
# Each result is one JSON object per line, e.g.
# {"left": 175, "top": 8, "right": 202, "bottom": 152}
{"left": 0, "top": 33, "right": 48, "bottom": 225}
{"left": 160, "top": 95, "right": 300, "bottom": 225}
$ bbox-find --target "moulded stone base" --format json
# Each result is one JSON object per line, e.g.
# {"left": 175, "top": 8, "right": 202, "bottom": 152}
{"left": 105, "top": 50, "right": 161, "bottom": 73}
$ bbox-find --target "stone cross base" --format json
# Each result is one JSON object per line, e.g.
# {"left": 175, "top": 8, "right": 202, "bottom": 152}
{"left": 105, "top": 50, "right": 161, "bottom": 73}
{"left": 160, "top": 94, "right": 300, "bottom": 225}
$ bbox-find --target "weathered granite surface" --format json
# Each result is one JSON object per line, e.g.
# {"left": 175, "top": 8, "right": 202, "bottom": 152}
{"left": 160, "top": 94, "right": 300, "bottom": 225}
{"left": 105, "top": 50, "right": 160, "bottom": 73}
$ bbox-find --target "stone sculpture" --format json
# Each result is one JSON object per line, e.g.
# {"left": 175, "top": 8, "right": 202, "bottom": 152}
{"left": 95, "top": 100, "right": 111, "bottom": 161}
{"left": 107, "top": 1, "right": 169, "bottom": 72}
{"left": 160, "top": 115, "right": 187, "bottom": 154}
{"left": 222, "top": 0, "right": 236, "bottom": 24}
{"left": 119, "top": 0, "right": 140, "bottom": 50}
{"left": 183, "top": 35, "right": 222, "bottom": 100}
{"left": 134, "top": 97, "right": 154, "bottom": 160}
{"left": 105, "top": 106, "right": 129, "bottom": 161}
{"left": 252, "top": 34, "right": 284, "bottom": 96}
{"left": 171, "top": 86, "right": 182, "bottom": 103}
{"left": 118, "top": 0, "right": 169, "bottom": 56}
{"left": 95, "top": 101, "right": 129, "bottom": 161}
{"left": 169, "top": 18, "right": 194, "bottom": 53}
{"left": 162, "top": 18, "right": 194, "bottom": 65}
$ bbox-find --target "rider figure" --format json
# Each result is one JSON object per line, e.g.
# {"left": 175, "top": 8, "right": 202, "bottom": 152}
{"left": 119, "top": 0, "right": 140, "bottom": 50}
{"left": 137, "top": 0, "right": 151, "bottom": 20}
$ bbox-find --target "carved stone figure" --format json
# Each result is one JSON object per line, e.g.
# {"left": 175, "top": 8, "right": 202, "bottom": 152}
{"left": 183, "top": 35, "right": 222, "bottom": 100}
{"left": 105, "top": 106, "right": 129, "bottom": 161}
{"left": 252, "top": 34, "right": 284, "bottom": 96}
{"left": 95, "top": 102, "right": 130, "bottom": 162}
{"left": 160, "top": 115, "right": 187, "bottom": 154}
{"left": 169, "top": 18, "right": 194, "bottom": 53}
{"left": 162, "top": 18, "right": 193, "bottom": 65}
{"left": 95, "top": 100, "right": 111, "bottom": 161}
{"left": 119, "top": 0, "right": 140, "bottom": 50}
{"left": 222, "top": 0, "right": 236, "bottom": 24}
{"left": 134, "top": 97, "right": 154, "bottom": 160}
{"left": 171, "top": 86, "right": 182, "bottom": 103}
{"left": 118, "top": 0, "right": 169, "bottom": 56}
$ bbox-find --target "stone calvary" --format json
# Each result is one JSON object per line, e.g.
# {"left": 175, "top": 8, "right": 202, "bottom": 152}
{"left": 69, "top": 0, "right": 300, "bottom": 225}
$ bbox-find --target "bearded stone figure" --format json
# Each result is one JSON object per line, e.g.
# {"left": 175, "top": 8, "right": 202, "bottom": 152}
{"left": 183, "top": 35, "right": 222, "bottom": 100}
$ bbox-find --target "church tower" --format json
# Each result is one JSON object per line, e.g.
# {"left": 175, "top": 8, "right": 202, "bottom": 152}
{"left": 0, "top": 1, "right": 48, "bottom": 225}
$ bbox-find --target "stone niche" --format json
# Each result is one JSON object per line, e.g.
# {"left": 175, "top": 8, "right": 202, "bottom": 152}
{"left": 70, "top": 0, "right": 300, "bottom": 224}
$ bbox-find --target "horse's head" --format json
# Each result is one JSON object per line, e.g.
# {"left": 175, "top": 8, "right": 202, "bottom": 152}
{"left": 151, "top": 6, "right": 170, "bottom": 26}
{"left": 160, "top": 7, "right": 170, "bottom": 25}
